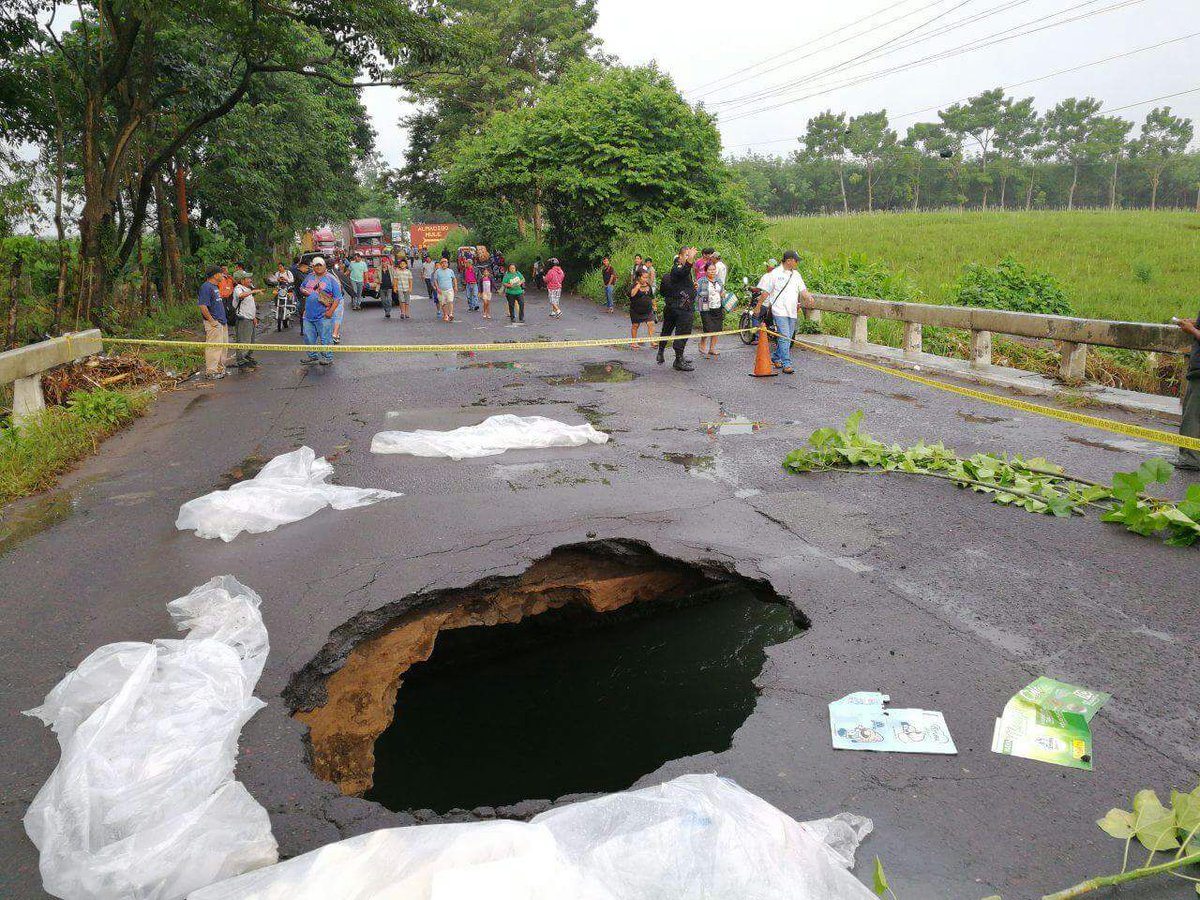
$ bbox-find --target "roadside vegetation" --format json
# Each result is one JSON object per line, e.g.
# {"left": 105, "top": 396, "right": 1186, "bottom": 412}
{"left": 768, "top": 210, "right": 1199, "bottom": 324}
{"left": 0, "top": 388, "right": 149, "bottom": 505}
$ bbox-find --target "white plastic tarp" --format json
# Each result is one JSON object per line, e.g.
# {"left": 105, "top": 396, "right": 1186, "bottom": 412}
{"left": 192, "top": 774, "right": 875, "bottom": 900}
{"left": 370, "top": 414, "right": 610, "bottom": 460}
{"left": 23, "top": 576, "right": 278, "bottom": 900}
{"left": 176, "top": 446, "right": 400, "bottom": 542}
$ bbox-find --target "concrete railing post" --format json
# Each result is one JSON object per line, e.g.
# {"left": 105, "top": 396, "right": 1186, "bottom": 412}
{"left": 903, "top": 322, "right": 922, "bottom": 359}
{"left": 804, "top": 308, "right": 822, "bottom": 325}
{"left": 1059, "top": 341, "right": 1088, "bottom": 382}
{"left": 13, "top": 375, "right": 47, "bottom": 424}
{"left": 850, "top": 315, "right": 869, "bottom": 348}
{"left": 970, "top": 329, "right": 992, "bottom": 369}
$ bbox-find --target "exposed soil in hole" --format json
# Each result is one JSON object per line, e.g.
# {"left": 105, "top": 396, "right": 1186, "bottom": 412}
{"left": 287, "top": 540, "right": 803, "bottom": 803}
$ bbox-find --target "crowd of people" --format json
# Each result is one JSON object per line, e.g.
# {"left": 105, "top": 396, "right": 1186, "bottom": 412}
{"left": 193, "top": 242, "right": 817, "bottom": 377}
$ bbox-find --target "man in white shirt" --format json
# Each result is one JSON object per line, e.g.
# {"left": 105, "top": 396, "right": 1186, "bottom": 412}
{"left": 755, "top": 250, "right": 815, "bottom": 374}
{"left": 231, "top": 270, "right": 263, "bottom": 369}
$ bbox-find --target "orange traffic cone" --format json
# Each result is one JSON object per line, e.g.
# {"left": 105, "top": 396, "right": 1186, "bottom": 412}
{"left": 749, "top": 324, "right": 777, "bottom": 377}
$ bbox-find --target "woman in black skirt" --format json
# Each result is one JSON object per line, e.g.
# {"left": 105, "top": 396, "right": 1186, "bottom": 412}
{"left": 696, "top": 260, "right": 726, "bottom": 358}
{"left": 629, "top": 269, "right": 656, "bottom": 348}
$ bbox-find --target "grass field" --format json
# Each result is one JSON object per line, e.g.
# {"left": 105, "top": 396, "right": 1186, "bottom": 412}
{"left": 768, "top": 210, "right": 1200, "bottom": 324}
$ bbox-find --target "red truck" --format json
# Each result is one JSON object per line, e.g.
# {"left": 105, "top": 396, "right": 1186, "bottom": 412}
{"left": 344, "top": 218, "right": 386, "bottom": 298}
{"left": 301, "top": 226, "right": 338, "bottom": 255}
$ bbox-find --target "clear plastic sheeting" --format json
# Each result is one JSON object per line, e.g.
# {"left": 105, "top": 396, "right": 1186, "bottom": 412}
{"left": 176, "top": 446, "right": 400, "bottom": 542}
{"left": 23, "top": 576, "right": 278, "bottom": 900}
{"left": 370, "top": 414, "right": 610, "bottom": 460}
{"left": 193, "top": 774, "right": 875, "bottom": 900}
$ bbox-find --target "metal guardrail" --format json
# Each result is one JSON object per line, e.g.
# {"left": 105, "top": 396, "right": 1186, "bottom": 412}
{"left": 805, "top": 295, "right": 1190, "bottom": 380}
{"left": 0, "top": 330, "right": 103, "bottom": 424}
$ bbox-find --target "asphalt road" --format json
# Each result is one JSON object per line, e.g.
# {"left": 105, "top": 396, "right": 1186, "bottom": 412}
{"left": 1, "top": 287, "right": 1196, "bottom": 900}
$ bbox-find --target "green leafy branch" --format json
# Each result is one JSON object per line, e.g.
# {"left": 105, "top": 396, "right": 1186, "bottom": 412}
{"left": 875, "top": 785, "right": 1200, "bottom": 899}
{"left": 783, "top": 411, "right": 1200, "bottom": 547}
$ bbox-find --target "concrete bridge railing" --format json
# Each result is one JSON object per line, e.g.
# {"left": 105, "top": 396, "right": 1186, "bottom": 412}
{"left": 0, "top": 330, "right": 103, "bottom": 424}
{"left": 804, "top": 295, "right": 1190, "bottom": 382}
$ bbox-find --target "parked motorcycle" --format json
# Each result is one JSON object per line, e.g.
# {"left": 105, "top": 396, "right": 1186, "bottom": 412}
{"left": 274, "top": 283, "right": 297, "bottom": 331}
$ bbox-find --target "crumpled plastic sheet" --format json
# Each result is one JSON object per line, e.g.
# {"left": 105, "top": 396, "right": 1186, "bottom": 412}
{"left": 176, "top": 446, "right": 400, "bottom": 542}
{"left": 23, "top": 576, "right": 278, "bottom": 900}
{"left": 370, "top": 414, "right": 610, "bottom": 460}
{"left": 192, "top": 774, "right": 875, "bottom": 900}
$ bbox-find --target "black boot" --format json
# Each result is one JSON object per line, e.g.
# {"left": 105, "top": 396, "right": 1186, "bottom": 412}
{"left": 656, "top": 346, "right": 665, "bottom": 364}
{"left": 673, "top": 356, "right": 694, "bottom": 372}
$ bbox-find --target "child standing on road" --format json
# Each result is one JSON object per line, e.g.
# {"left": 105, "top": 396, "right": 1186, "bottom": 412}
{"left": 544, "top": 258, "right": 565, "bottom": 319}
{"left": 481, "top": 268, "right": 493, "bottom": 319}
{"left": 396, "top": 259, "right": 413, "bottom": 319}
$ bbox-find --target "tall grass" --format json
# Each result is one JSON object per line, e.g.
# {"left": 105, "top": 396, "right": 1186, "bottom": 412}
{"left": 768, "top": 209, "right": 1200, "bottom": 323}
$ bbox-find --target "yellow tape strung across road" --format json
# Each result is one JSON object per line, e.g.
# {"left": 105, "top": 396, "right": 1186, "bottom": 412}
{"left": 102, "top": 327, "right": 754, "bottom": 354}
{"left": 770, "top": 330, "right": 1200, "bottom": 452}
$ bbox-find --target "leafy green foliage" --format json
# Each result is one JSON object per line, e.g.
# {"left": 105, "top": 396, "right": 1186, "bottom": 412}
{"left": 446, "top": 62, "right": 760, "bottom": 269}
{"left": 872, "top": 857, "right": 891, "bottom": 898}
{"left": 952, "top": 258, "right": 1073, "bottom": 316}
{"left": 1, "top": 389, "right": 147, "bottom": 504}
{"left": 67, "top": 389, "right": 135, "bottom": 429}
{"left": 783, "top": 413, "right": 1200, "bottom": 547}
{"left": 803, "top": 253, "right": 923, "bottom": 304}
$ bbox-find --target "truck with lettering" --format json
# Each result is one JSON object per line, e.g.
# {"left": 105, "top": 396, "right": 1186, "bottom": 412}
{"left": 344, "top": 218, "right": 386, "bottom": 299}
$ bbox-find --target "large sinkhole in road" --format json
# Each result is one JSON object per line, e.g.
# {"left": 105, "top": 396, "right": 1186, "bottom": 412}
{"left": 290, "top": 540, "right": 805, "bottom": 814}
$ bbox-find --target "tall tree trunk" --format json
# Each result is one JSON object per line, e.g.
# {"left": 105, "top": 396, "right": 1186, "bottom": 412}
{"left": 837, "top": 164, "right": 848, "bottom": 214}
{"left": 912, "top": 172, "right": 921, "bottom": 210}
{"left": 1067, "top": 163, "right": 1079, "bottom": 210}
{"left": 1150, "top": 170, "right": 1160, "bottom": 211}
{"left": 175, "top": 162, "right": 191, "bottom": 256}
{"left": 1109, "top": 158, "right": 1119, "bottom": 211}
{"left": 5, "top": 254, "right": 22, "bottom": 350}
{"left": 1195, "top": 185, "right": 1199, "bottom": 213}
{"left": 155, "top": 177, "right": 184, "bottom": 304}
{"left": 866, "top": 163, "right": 874, "bottom": 212}
{"left": 999, "top": 173, "right": 1007, "bottom": 209}
{"left": 1025, "top": 166, "right": 1036, "bottom": 211}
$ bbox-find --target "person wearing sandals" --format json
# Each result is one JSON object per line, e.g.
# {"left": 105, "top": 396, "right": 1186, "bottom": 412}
{"left": 696, "top": 260, "right": 725, "bottom": 358}
{"left": 629, "top": 269, "right": 655, "bottom": 348}
{"left": 434, "top": 257, "right": 456, "bottom": 322}
{"left": 395, "top": 259, "right": 413, "bottom": 319}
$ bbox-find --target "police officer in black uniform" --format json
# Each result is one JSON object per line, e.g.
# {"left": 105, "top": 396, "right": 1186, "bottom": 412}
{"left": 656, "top": 246, "right": 698, "bottom": 372}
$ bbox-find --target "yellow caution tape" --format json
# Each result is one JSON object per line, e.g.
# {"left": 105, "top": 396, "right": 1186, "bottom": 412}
{"left": 102, "top": 327, "right": 754, "bottom": 354}
{"left": 770, "top": 330, "right": 1200, "bottom": 452}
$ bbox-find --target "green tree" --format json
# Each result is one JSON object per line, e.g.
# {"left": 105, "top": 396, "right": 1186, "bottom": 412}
{"left": 902, "top": 122, "right": 951, "bottom": 211}
{"left": 1089, "top": 115, "right": 1133, "bottom": 210}
{"left": 15, "top": 0, "right": 456, "bottom": 315}
{"left": 446, "top": 62, "right": 757, "bottom": 265}
{"left": 398, "top": 0, "right": 600, "bottom": 219}
{"left": 940, "top": 88, "right": 1005, "bottom": 208}
{"left": 845, "top": 110, "right": 896, "bottom": 212}
{"left": 993, "top": 97, "right": 1039, "bottom": 209}
{"left": 1131, "top": 106, "right": 1194, "bottom": 211}
{"left": 1043, "top": 97, "right": 1103, "bottom": 209}
{"left": 803, "top": 110, "right": 850, "bottom": 213}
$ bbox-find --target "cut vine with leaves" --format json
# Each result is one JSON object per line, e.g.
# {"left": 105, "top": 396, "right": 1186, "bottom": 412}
{"left": 783, "top": 412, "right": 1200, "bottom": 547}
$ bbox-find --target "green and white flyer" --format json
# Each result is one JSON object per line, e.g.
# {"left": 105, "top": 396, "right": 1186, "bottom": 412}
{"left": 991, "top": 677, "right": 1111, "bottom": 770}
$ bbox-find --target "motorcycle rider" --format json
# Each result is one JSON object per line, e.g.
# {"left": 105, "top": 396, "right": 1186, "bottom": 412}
{"left": 656, "top": 246, "right": 698, "bottom": 371}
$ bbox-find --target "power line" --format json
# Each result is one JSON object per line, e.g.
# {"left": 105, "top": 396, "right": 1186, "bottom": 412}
{"left": 706, "top": 0, "right": 1039, "bottom": 109}
{"left": 684, "top": 0, "right": 918, "bottom": 96}
{"left": 717, "top": 0, "right": 1145, "bottom": 124}
{"left": 890, "top": 30, "right": 1200, "bottom": 122}
{"left": 712, "top": 0, "right": 1115, "bottom": 113}
{"left": 687, "top": 0, "right": 944, "bottom": 99}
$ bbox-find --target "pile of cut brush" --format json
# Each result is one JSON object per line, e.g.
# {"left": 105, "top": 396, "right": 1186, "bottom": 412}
{"left": 41, "top": 354, "right": 181, "bottom": 406}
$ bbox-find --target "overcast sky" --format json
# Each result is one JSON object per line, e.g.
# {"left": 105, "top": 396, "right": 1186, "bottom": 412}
{"left": 365, "top": 0, "right": 1199, "bottom": 166}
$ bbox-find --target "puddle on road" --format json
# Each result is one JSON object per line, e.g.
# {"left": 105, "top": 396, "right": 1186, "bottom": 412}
{"left": 0, "top": 492, "right": 79, "bottom": 557}
{"left": 365, "top": 576, "right": 801, "bottom": 814}
{"left": 957, "top": 411, "right": 1008, "bottom": 425}
{"left": 704, "top": 415, "right": 768, "bottom": 436}
{"left": 217, "top": 452, "right": 267, "bottom": 488}
{"left": 542, "top": 361, "right": 638, "bottom": 385}
{"left": 1065, "top": 435, "right": 1122, "bottom": 452}
{"left": 660, "top": 452, "right": 715, "bottom": 474}
{"left": 442, "top": 360, "right": 524, "bottom": 372}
